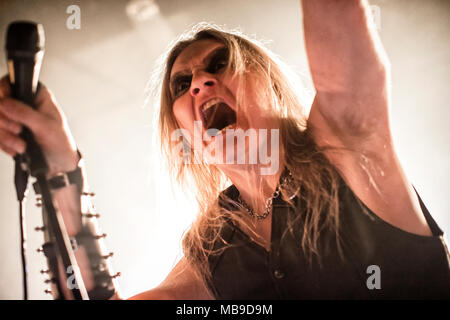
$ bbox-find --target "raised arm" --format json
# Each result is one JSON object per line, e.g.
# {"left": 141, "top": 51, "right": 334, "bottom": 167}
{"left": 302, "top": 0, "right": 390, "bottom": 140}
{"left": 301, "top": 0, "right": 433, "bottom": 237}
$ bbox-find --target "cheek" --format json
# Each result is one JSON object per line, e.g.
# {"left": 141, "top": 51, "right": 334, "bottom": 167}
{"left": 231, "top": 75, "right": 273, "bottom": 129}
{"left": 223, "top": 77, "right": 256, "bottom": 128}
{"left": 172, "top": 99, "right": 193, "bottom": 130}
{"left": 172, "top": 99, "right": 198, "bottom": 146}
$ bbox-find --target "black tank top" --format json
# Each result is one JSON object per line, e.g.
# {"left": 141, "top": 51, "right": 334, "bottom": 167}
{"left": 206, "top": 177, "right": 450, "bottom": 299}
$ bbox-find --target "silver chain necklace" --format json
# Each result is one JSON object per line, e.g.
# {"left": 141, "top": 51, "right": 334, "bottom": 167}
{"left": 237, "top": 170, "right": 294, "bottom": 220}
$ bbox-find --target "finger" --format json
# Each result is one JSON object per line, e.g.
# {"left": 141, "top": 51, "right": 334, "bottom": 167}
{"left": 35, "top": 81, "right": 50, "bottom": 105}
{"left": 0, "top": 129, "right": 26, "bottom": 154}
{"left": 0, "top": 112, "right": 22, "bottom": 134}
{"left": 0, "top": 78, "right": 60, "bottom": 118}
{"left": 0, "top": 97, "right": 46, "bottom": 133}
{"left": 34, "top": 83, "right": 63, "bottom": 120}
{"left": 0, "top": 75, "right": 11, "bottom": 99}
{"left": 0, "top": 143, "right": 18, "bottom": 157}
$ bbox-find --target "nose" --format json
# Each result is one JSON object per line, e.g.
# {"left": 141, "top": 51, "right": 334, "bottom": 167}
{"left": 190, "top": 71, "right": 216, "bottom": 97}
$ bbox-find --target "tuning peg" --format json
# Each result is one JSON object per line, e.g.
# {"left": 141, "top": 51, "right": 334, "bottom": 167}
{"left": 44, "top": 278, "right": 57, "bottom": 284}
{"left": 44, "top": 289, "right": 52, "bottom": 295}
{"left": 82, "top": 192, "right": 96, "bottom": 197}
{"left": 94, "top": 233, "right": 107, "bottom": 240}
{"left": 34, "top": 226, "right": 46, "bottom": 232}
{"left": 40, "top": 269, "right": 50, "bottom": 274}
{"left": 35, "top": 197, "right": 42, "bottom": 208}
{"left": 36, "top": 242, "right": 52, "bottom": 255}
{"left": 102, "top": 252, "right": 114, "bottom": 259}
{"left": 111, "top": 272, "right": 121, "bottom": 279}
{"left": 82, "top": 213, "right": 100, "bottom": 218}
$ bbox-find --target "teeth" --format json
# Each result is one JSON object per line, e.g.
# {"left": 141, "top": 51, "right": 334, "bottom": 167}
{"left": 209, "top": 124, "right": 236, "bottom": 137}
{"left": 219, "top": 123, "right": 236, "bottom": 133}
{"left": 202, "top": 98, "right": 223, "bottom": 112}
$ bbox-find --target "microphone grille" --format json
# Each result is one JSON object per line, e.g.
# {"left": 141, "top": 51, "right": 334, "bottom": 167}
{"left": 6, "top": 21, "right": 45, "bottom": 52}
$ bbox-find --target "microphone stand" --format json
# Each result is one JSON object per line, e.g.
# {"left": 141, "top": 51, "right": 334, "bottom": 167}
{"left": 14, "top": 155, "right": 29, "bottom": 300}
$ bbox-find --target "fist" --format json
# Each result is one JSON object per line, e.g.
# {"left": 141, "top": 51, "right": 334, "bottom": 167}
{"left": 0, "top": 76, "right": 80, "bottom": 176}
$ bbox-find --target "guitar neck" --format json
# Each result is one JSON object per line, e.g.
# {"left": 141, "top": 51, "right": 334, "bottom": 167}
{"left": 37, "top": 173, "right": 88, "bottom": 300}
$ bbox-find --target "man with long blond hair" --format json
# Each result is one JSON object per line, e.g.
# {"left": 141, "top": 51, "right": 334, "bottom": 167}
{"left": 0, "top": 0, "right": 448, "bottom": 299}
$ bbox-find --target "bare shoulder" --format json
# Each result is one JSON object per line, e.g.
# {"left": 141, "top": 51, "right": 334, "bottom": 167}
{"left": 307, "top": 98, "right": 433, "bottom": 237}
{"left": 128, "top": 257, "right": 215, "bottom": 300}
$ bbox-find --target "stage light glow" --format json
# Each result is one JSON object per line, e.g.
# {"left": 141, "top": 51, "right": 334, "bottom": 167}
{"left": 126, "top": 0, "right": 160, "bottom": 22}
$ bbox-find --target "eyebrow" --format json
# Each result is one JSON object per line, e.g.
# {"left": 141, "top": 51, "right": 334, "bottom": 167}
{"left": 169, "top": 46, "right": 227, "bottom": 85}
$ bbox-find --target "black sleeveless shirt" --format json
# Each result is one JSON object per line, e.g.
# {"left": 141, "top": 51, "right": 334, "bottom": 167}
{"left": 206, "top": 177, "right": 450, "bottom": 299}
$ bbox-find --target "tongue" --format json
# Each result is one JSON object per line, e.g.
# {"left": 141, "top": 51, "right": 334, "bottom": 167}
{"left": 205, "top": 102, "right": 236, "bottom": 131}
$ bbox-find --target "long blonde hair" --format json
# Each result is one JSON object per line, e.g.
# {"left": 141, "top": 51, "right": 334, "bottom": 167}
{"left": 153, "top": 23, "right": 342, "bottom": 288}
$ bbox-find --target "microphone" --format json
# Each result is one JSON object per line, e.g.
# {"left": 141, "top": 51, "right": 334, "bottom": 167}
{"left": 6, "top": 21, "right": 44, "bottom": 106}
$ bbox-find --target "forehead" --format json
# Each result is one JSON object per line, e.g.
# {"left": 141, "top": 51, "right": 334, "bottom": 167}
{"left": 170, "top": 39, "right": 224, "bottom": 77}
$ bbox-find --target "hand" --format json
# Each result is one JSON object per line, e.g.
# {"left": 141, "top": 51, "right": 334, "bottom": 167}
{"left": 0, "top": 76, "right": 80, "bottom": 176}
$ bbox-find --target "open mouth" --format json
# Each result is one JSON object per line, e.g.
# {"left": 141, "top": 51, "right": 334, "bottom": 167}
{"left": 201, "top": 98, "right": 237, "bottom": 134}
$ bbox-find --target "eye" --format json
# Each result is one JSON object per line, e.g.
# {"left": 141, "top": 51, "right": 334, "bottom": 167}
{"left": 206, "top": 48, "right": 229, "bottom": 74}
{"left": 171, "top": 75, "right": 192, "bottom": 99}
